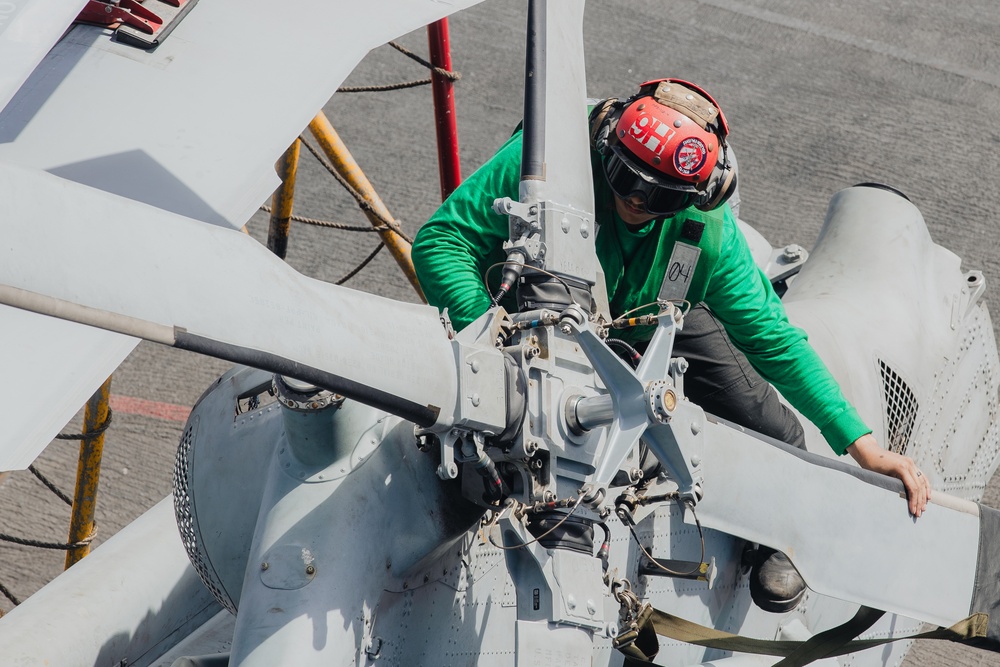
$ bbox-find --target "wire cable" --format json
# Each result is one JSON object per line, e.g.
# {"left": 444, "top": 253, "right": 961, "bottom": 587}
{"left": 486, "top": 494, "right": 585, "bottom": 551}
{"left": 28, "top": 465, "right": 73, "bottom": 507}
{"left": 624, "top": 499, "right": 706, "bottom": 577}
{"left": 335, "top": 242, "right": 385, "bottom": 286}
{"left": 484, "top": 261, "right": 578, "bottom": 308}
{"left": 605, "top": 338, "right": 642, "bottom": 368}
{"left": 298, "top": 137, "right": 414, "bottom": 244}
{"left": 258, "top": 204, "right": 383, "bottom": 232}
{"left": 54, "top": 409, "right": 113, "bottom": 440}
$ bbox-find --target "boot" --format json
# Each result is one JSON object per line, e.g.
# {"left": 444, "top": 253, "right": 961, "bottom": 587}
{"left": 749, "top": 546, "right": 806, "bottom": 613}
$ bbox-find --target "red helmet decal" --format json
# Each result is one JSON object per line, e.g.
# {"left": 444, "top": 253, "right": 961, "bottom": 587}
{"left": 625, "top": 109, "right": 676, "bottom": 157}
{"left": 674, "top": 138, "right": 707, "bottom": 176}
{"left": 616, "top": 94, "right": 720, "bottom": 183}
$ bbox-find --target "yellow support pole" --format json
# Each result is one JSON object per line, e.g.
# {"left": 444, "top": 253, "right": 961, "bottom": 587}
{"left": 64, "top": 376, "right": 112, "bottom": 568}
{"left": 307, "top": 112, "right": 426, "bottom": 301}
{"left": 267, "top": 138, "right": 301, "bottom": 259}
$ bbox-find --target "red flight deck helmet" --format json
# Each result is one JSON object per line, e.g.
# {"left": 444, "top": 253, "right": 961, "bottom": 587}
{"left": 591, "top": 79, "right": 736, "bottom": 216}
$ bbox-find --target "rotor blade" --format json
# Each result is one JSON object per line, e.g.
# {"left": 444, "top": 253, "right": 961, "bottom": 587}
{"left": 0, "top": 163, "right": 460, "bottom": 428}
{"left": 0, "top": 0, "right": 87, "bottom": 114}
{"left": 0, "top": 0, "right": 485, "bottom": 228}
{"left": 695, "top": 421, "right": 992, "bottom": 629}
{"left": 0, "top": 306, "right": 135, "bottom": 471}
{"left": 0, "top": 0, "right": 485, "bottom": 468}
{"left": 521, "top": 0, "right": 593, "bottom": 209}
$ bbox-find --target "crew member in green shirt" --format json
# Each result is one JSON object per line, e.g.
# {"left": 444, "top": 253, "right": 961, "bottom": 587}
{"left": 412, "top": 78, "right": 930, "bottom": 612}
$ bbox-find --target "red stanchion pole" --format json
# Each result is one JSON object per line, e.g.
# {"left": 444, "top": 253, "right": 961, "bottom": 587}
{"left": 427, "top": 18, "right": 461, "bottom": 201}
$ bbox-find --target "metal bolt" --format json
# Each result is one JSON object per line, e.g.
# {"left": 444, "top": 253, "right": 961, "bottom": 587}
{"left": 305, "top": 564, "right": 316, "bottom": 575}
{"left": 690, "top": 455, "right": 701, "bottom": 467}
{"left": 691, "top": 422, "right": 701, "bottom": 435}
{"left": 471, "top": 394, "right": 481, "bottom": 407}
{"left": 261, "top": 562, "right": 269, "bottom": 571}
{"left": 587, "top": 599, "right": 597, "bottom": 615}
{"left": 782, "top": 244, "right": 805, "bottom": 262}
{"left": 470, "top": 360, "right": 480, "bottom": 373}
{"left": 566, "top": 594, "right": 577, "bottom": 609}
{"left": 561, "top": 216, "right": 571, "bottom": 233}
{"left": 560, "top": 323, "right": 572, "bottom": 334}
{"left": 365, "top": 637, "right": 383, "bottom": 659}
{"left": 580, "top": 221, "right": 590, "bottom": 238}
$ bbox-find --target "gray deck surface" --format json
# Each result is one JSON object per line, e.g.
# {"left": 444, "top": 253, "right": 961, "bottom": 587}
{"left": 1, "top": 1, "right": 998, "bottom": 665}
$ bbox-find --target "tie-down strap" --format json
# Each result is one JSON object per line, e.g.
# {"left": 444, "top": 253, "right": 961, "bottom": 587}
{"left": 616, "top": 603, "right": 991, "bottom": 667}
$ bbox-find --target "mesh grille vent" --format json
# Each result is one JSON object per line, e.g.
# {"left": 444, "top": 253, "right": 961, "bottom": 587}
{"left": 879, "top": 360, "right": 919, "bottom": 456}
{"left": 172, "top": 422, "right": 238, "bottom": 614}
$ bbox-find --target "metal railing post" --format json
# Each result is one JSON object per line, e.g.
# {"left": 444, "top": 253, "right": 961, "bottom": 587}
{"left": 427, "top": 18, "right": 462, "bottom": 200}
{"left": 267, "top": 138, "right": 301, "bottom": 259}
{"left": 64, "top": 376, "right": 112, "bottom": 568}
{"left": 307, "top": 112, "right": 425, "bottom": 300}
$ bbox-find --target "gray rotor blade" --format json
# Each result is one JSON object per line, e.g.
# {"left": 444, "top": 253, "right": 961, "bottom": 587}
{"left": 0, "top": 0, "right": 86, "bottom": 114}
{"left": 0, "top": 0, "right": 485, "bottom": 468}
{"left": 696, "top": 420, "right": 991, "bottom": 629}
{"left": 521, "top": 0, "right": 594, "bottom": 210}
{"left": 0, "top": 306, "right": 135, "bottom": 471}
{"left": 0, "top": 0, "right": 485, "bottom": 229}
{"left": 0, "top": 163, "right": 459, "bottom": 428}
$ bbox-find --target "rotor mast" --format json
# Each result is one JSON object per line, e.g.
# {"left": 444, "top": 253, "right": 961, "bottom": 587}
{"left": 493, "top": 0, "right": 598, "bottom": 312}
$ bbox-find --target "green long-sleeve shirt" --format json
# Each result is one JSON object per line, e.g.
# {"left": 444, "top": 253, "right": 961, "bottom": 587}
{"left": 412, "top": 131, "right": 870, "bottom": 455}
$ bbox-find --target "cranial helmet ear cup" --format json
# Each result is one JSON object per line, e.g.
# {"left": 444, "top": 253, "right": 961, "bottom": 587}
{"left": 589, "top": 98, "right": 619, "bottom": 154}
{"left": 695, "top": 143, "right": 738, "bottom": 211}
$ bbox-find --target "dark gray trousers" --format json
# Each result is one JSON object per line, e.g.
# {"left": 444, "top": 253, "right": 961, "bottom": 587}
{"left": 671, "top": 304, "right": 806, "bottom": 448}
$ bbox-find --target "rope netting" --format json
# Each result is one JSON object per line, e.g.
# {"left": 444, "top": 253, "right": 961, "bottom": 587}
{"left": 260, "top": 40, "right": 454, "bottom": 284}
{"left": 0, "top": 411, "right": 111, "bottom": 608}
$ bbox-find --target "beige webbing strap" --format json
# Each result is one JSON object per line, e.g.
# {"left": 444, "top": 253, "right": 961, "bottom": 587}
{"left": 618, "top": 604, "right": 990, "bottom": 666}
{"left": 650, "top": 81, "right": 719, "bottom": 132}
